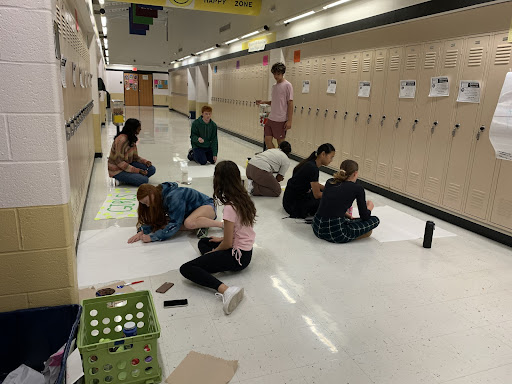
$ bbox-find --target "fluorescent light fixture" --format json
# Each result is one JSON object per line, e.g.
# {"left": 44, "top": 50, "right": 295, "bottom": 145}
{"left": 99, "top": 0, "right": 105, "bottom": 5}
{"left": 104, "top": 49, "right": 108, "bottom": 56}
{"left": 241, "top": 30, "right": 259, "bottom": 39}
{"left": 170, "top": 61, "right": 176, "bottom": 64}
{"left": 195, "top": 50, "right": 205, "bottom": 55}
{"left": 102, "top": 26, "right": 107, "bottom": 35}
{"left": 224, "top": 38, "right": 239, "bottom": 45}
{"left": 204, "top": 46, "right": 215, "bottom": 52}
{"left": 182, "top": 55, "right": 191, "bottom": 60}
{"left": 323, "top": 0, "right": 350, "bottom": 9}
{"left": 283, "top": 10, "right": 315, "bottom": 24}
{"left": 104, "top": 39, "right": 108, "bottom": 48}
{"left": 101, "top": 16, "right": 107, "bottom": 27}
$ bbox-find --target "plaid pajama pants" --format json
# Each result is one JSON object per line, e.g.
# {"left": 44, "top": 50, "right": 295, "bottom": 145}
{"left": 312, "top": 215, "right": 380, "bottom": 243}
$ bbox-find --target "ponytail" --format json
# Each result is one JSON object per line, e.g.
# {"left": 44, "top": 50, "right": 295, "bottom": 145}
{"left": 331, "top": 159, "right": 358, "bottom": 184}
{"left": 293, "top": 143, "right": 335, "bottom": 174}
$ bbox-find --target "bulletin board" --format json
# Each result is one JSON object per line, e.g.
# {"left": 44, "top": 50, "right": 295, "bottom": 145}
{"left": 154, "top": 79, "right": 168, "bottom": 89}
{"left": 124, "top": 73, "right": 139, "bottom": 91}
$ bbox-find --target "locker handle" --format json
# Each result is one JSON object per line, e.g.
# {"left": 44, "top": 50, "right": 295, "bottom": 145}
{"left": 301, "top": 106, "right": 304, "bottom": 114}
{"left": 395, "top": 117, "right": 401, "bottom": 128}
{"left": 334, "top": 110, "right": 338, "bottom": 118}
{"left": 324, "top": 109, "right": 328, "bottom": 118}
{"left": 431, "top": 121, "right": 438, "bottom": 134}
{"left": 380, "top": 115, "right": 386, "bottom": 126}
{"left": 316, "top": 108, "right": 320, "bottom": 116}
{"left": 476, "top": 126, "right": 485, "bottom": 140}
{"left": 367, "top": 114, "right": 372, "bottom": 124}
{"left": 308, "top": 107, "right": 312, "bottom": 115}
{"left": 355, "top": 113, "right": 360, "bottom": 122}
{"left": 344, "top": 111, "right": 348, "bottom": 120}
{"left": 412, "top": 119, "right": 419, "bottom": 131}
{"left": 452, "top": 124, "right": 460, "bottom": 137}
{"left": 294, "top": 106, "right": 297, "bottom": 113}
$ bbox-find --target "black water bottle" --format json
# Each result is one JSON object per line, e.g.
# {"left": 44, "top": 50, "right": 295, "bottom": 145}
{"left": 423, "top": 221, "right": 435, "bottom": 248}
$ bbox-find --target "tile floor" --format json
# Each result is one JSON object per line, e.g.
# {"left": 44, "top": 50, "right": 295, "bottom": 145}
{"left": 79, "top": 106, "right": 512, "bottom": 384}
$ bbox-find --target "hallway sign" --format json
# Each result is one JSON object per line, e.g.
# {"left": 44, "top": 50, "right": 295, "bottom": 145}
{"left": 112, "top": 0, "right": 262, "bottom": 16}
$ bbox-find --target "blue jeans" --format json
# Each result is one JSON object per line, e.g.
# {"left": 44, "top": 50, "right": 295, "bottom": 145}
{"left": 192, "top": 147, "right": 215, "bottom": 165}
{"left": 114, "top": 161, "right": 156, "bottom": 186}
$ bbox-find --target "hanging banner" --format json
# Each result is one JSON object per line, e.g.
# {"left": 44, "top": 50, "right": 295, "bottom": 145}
{"left": 111, "top": 0, "right": 262, "bottom": 16}
{"left": 489, "top": 72, "right": 512, "bottom": 160}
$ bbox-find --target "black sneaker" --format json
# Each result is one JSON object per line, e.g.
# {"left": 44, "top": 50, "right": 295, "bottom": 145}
{"left": 196, "top": 228, "right": 209, "bottom": 238}
{"left": 187, "top": 149, "right": 194, "bottom": 161}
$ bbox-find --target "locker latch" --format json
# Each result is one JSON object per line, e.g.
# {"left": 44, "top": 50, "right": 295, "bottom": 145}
{"left": 316, "top": 108, "right": 320, "bottom": 116}
{"left": 308, "top": 107, "right": 312, "bottom": 115}
{"left": 301, "top": 106, "right": 304, "bottom": 114}
{"left": 476, "top": 126, "right": 485, "bottom": 140}
{"left": 344, "top": 111, "right": 348, "bottom": 120}
{"left": 324, "top": 109, "right": 328, "bottom": 118}
{"left": 334, "top": 110, "right": 338, "bottom": 118}
{"left": 452, "top": 123, "right": 460, "bottom": 137}
{"left": 294, "top": 106, "right": 297, "bottom": 113}
{"left": 395, "top": 117, "right": 402, "bottom": 128}
{"left": 355, "top": 112, "right": 360, "bottom": 122}
{"left": 412, "top": 119, "right": 419, "bottom": 131}
{"left": 431, "top": 121, "right": 438, "bottom": 134}
{"left": 380, "top": 116, "right": 386, "bottom": 126}
{"left": 367, "top": 114, "right": 372, "bottom": 124}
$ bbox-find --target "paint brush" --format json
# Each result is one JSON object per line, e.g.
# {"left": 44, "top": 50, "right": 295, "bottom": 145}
{"left": 117, "top": 280, "right": 144, "bottom": 289}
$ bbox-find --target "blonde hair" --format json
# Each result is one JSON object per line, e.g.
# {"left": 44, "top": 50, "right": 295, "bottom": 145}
{"left": 332, "top": 159, "right": 358, "bottom": 184}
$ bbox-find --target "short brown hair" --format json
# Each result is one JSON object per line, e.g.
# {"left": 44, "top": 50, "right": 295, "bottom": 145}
{"left": 201, "top": 105, "right": 212, "bottom": 113}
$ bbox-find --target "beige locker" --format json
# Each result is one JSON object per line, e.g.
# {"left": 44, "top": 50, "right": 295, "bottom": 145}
{"left": 286, "top": 61, "right": 298, "bottom": 151}
{"left": 295, "top": 61, "right": 308, "bottom": 156}
{"left": 491, "top": 161, "right": 512, "bottom": 230}
{"left": 442, "top": 35, "right": 491, "bottom": 212}
{"left": 422, "top": 38, "right": 464, "bottom": 204}
{"left": 352, "top": 50, "right": 374, "bottom": 167}
{"left": 390, "top": 44, "right": 422, "bottom": 192}
{"left": 317, "top": 56, "right": 338, "bottom": 147}
{"left": 332, "top": 54, "right": 350, "bottom": 157}
{"left": 304, "top": 58, "right": 321, "bottom": 155}
{"left": 405, "top": 42, "right": 442, "bottom": 197}
{"left": 376, "top": 47, "right": 404, "bottom": 187}
{"left": 341, "top": 51, "right": 362, "bottom": 161}
{"left": 362, "top": 49, "right": 388, "bottom": 181}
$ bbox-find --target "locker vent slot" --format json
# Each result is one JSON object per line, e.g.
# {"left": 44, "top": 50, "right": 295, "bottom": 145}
{"left": 56, "top": 5, "right": 62, "bottom": 33}
{"left": 390, "top": 55, "right": 400, "bottom": 71}
{"left": 446, "top": 183, "right": 461, "bottom": 202}
{"left": 468, "top": 47, "right": 484, "bottom": 67}
{"left": 290, "top": 66, "right": 296, "bottom": 77}
{"left": 444, "top": 49, "right": 458, "bottom": 68}
{"left": 405, "top": 54, "right": 417, "bottom": 71}
{"left": 363, "top": 58, "right": 371, "bottom": 72}
{"left": 375, "top": 56, "right": 385, "bottom": 71}
{"left": 377, "top": 163, "right": 387, "bottom": 179}
{"left": 495, "top": 44, "right": 512, "bottom": 65}
{"left": 305, "top": 64, "right": 311, "bottom": 76}
{"left": 424, "top": 52, "right": 437, "bottom": 69}
{"left": 351, "top": 59, "right": 359, "bottom": 73}
{"left": 330, "top": 61, "right": 337, "bottom": 75}
{"left": 468, "top": 189, "right": 486, "bottom": 209}
{"left": 408, "top": 171, "right": 419, "bottom": 188}
{"left": 313, "top": 63, "right": 319, "bottom": 74}
{"left": 321, "top": 62, "right": 327, "bottom": 75}
{"left": 496, "top": 197, "right": 512, "bottom": 219}
{"left": 392, "top": 167, "right": 403, "bottom": 182}
{"left": 298, "top": 65, "right": 303, "bottom": 75}
{"left": 364, "top": 159, "right": 373, "bottom": 174}
{"left": 340, "top": 61, "right": 347, "bottom": 73}
{"left": 425, "top": 177, "right": 440, "bottom": 195}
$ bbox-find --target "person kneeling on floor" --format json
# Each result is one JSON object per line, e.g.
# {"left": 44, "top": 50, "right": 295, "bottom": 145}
{"left": 187, "top": 105, "right": 218, "bottom": 165}
{"left": 246, "top": 141, "right": 292, "bottom": 197}
{"left": 180, "top": 161, "right": 256, "bottom": 315}
{"left": 127, "top": 182, "right": 223, "bottom": 244}
{"left": 313, "top": 159, "right": 380, "bottom": 243}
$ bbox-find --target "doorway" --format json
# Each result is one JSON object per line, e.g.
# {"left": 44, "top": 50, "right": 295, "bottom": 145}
{"left": 123, "top": 72, "right": 153, "bottom": 106}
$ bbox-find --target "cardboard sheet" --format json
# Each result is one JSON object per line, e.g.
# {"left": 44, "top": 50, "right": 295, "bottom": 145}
{"left": 94, "top": 188, "right": 138, "bottom": 221}
{"left": 77, "top": 227, "right": 198, "bottom": 287}
{"left": 187, "top": 164, "right": 245, "bottom": 179}
{"left": 166, "top": 351, "right": 238, "bottom": 384}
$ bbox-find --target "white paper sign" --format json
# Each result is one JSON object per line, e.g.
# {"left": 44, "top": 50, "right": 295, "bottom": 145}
{"left": 358, "top": 81, "right": 371, "bottom": 97}
{"left": 457, "top": 80, "right": 481, "bottom": 103}
{"left": 66, "top": 348, "right": 84, "bottom": 384}
{"left": 142, "top": 75, "right": 149, "bottom": 80}
{"left": 302, "top": 80, "right": 310, "bottom": 94}
{"left": 489, "top": 72, "right": 512, "bottom": 160}
{"left": 399, "top": 80, "right": 416, "bottom": 98}
{"left": 429, "top": 76, "right": 450, "bottom": 97}
{"left": 72, "top": 63, "right": 77, "bottom": 87}
{"left": 60, "top": 56, "right": 67, "bottom": 88}
{"left": 327, "top": 79, "right": 337, "bottom": 94}
{"left": 248, "top": 39, "right": 266, "bottom": 52}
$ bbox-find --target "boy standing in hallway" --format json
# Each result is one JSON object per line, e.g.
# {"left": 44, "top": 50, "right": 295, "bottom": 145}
{"left": 256, "top": 62, "right": 294, "bottom": 149}
{"left": 188, "top": 105, "right": 218, "bottom": 165}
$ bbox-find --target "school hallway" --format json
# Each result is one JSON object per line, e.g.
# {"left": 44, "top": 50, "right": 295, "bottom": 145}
{"left": 77, "top": 106, "right": 512, "bottom": 384}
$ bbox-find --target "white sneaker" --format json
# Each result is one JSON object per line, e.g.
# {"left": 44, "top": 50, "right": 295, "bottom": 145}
{"left": 246, "top": 179, "right": 254, "bottom": 195}
{"left": 216, "top": 286, "right": 244, "bottom": 315}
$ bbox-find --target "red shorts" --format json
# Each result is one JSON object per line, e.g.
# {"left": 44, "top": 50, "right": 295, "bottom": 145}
{"left": 264, "top": 119, "right": 287, "bottom": 139}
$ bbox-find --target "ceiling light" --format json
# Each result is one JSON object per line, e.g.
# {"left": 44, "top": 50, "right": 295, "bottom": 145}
{"left": 241, "top": 30, "right": 259, "bottom": 39}
{"left": 204, "top": 47, "right": 215, "bottom": 52}
{"left": 102, "top": 27, "right": 107, "bottom": 35}
{"left": 99, "top": 0, "right": 105, "bottom": 5}
{"left": 195, "top": 50, "right": 204, "bottom": 55}
{"left": 101, "top": 16, "right": 107, "bottom": 27}
{"left": 171, "top": 61, "right": 176, "bottom": 64}
{"left": 323, "top": 0, "right": 350, "bottom": 9}
{"left": 104, "top": 49, "right": 108, "bottom": 56}
{"left": 224, "top": 38, "right": 239, "bottom": 45}
{"left": 283, "top": 10, "right": 315, "bottom": 24}
{"left": 182, "top": 55, "right": 191, "bottom": 60}
{"left": 104, "top": 39, "right": 108, "bottom": 48}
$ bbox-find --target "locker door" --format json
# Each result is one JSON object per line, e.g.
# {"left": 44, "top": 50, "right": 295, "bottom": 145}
{"left": 442, "top": 35, "right": 491, "bottom": 212}
{"left": 390, "top": 44, "right": 421, "bottom": 192}
{"left": 341, "top": 52, "right": 362, "bottom": 161}
{"left": 316, "top": 57, "right": 329, "bottom": 148}
{"left": 422, "top": 38, "right": 464, "bottom": 204}
{"left": 376, "top": 47, "right": 404, "bottom": 187}
{"left": 295, "top": 62, "right": 307, "bottom": 156}
{"left": 352, "top": 50, "right": 374, "bottom": 167}
{"left": 362, "top": 48, "right": 388, "bottom": 181}
{"left": 324, "top": 56, "right": 339, "bottom": 145}
{"left": 405, "top": 42, "right": 442, "bottom": 197}
{"left": 286, "top": 61, "right": 298, "bottom": 150}
{"left": 332, "top": 55, "right": 349, "bottom": 156}
{"left": 305, "top": 58, "right": 321, "bottom": 154}
{"left": 490, "top": 162, "right": 512, "bottom": 231}
{"left": 318, "top": 56, "right": 337, "bottom": 147}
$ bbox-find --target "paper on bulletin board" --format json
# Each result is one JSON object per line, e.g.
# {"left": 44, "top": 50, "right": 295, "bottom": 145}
{"left": 399, "top": 80, "right": 416, "bottom": 98}
{"left": 327, "top": 79, "right": 337, "bottom": 94}
{"left": 302, "top": 80, "right": 310, "bottom": 94}
{"left": 489, "top": 72, "right": 512, "bottom": 160}
{"left": 429, "top": 76, "right": 450, "bottom": 97}
{"left": 457, "top": 80, "right": 481, "bottom": 103}
{"left": 358, "top": 81, "right": 371, "bottom": 97}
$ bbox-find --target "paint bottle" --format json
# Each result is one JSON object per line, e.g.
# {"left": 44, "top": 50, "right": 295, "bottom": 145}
{"left": 123, "top": 321, "right": 137, "bottom": 337}
{"left": 423, "top": 221, "right": 435, "bottom": 248}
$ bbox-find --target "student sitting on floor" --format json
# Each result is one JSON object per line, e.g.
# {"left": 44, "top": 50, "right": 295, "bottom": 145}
{"left": 313, "top": 159, "right": 380, "bottom": 243}
{"left": 127, "top": 183, "right": 223, "bottom": 244}
{"left": 187, "top": 105, "right": 219, "bottom": 165}
{"left": 246, "top": 141, "right": 292, "bottom": 197}
{"left": 180, "top": 160, "right": 256, "bottom": 315}
{"left": 108, "top": 118, "right": 156, "bottom": 186}
{"left": 282, "top": 143, "right": 335, "bottom": 218}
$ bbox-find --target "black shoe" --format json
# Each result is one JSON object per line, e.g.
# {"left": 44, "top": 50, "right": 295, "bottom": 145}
{"left": 187, "top": 149, "right": 194, "bottom": 161}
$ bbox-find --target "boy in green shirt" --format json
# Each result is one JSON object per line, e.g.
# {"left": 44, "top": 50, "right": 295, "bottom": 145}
{"left": 188, "top": 105, "right": 218, "bottom": 165}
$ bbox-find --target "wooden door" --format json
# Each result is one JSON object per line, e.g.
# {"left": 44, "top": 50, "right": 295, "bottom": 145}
{"left": 139, "top": 73, "right": 153, "bottom": 106}
{"left": 124, "top": 72, "right": 139, "bottom": 106}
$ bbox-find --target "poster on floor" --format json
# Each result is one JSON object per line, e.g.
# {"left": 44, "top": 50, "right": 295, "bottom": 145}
{"left": 429, "top": 76, "right": 450, "bottom": 97}
{"left": 399, "top": 80, "right": 416, "bottom": 98}
{"left": 457, "top": 80, "right": 481, "bottom": 103}
{"left": 94, "top": 188, "right": 139, "bottom": 220}
{"left": 489, "top": 72, "right": 512, "bottom": 160}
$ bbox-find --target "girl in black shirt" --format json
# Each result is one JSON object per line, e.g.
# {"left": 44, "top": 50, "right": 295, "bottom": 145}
{"left": 283, "top": 143, "right": 335, "bottom": 218}
{"left": 313, "top": 159, "right": 380, "bottom": 243}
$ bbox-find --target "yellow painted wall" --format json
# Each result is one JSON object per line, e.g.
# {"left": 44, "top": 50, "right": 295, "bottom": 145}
{"left": 111, "top": 92, "right": 124, "bottom": 102}
{"left": 154, "top": 94, "right": 168, "bottom": 106}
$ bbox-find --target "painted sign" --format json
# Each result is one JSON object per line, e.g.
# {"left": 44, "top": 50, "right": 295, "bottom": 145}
{"left": 111, "top": 0, "right": 261, "bottom": 16}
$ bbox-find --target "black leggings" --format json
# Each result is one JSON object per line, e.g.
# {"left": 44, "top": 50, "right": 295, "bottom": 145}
{"left": 283, "top": 190, "right": 320, "bottom": 219}
{"left": 179, "top": 238, "right": 252, "bottom": 290}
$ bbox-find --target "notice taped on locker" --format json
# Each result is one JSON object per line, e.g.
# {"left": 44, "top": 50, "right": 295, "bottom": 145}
{"left": 429, "top": 76, "right": 450, "bottom": 97}
{"left": 327, "top": 79, "right": 337, "bottom": 94}
{"left": 302, "top": 80, "right": 310, "bottom": 94}
{"left": 358, "top": 81, "right": 371, "bottom": 98}
{"left": 399, "top": 80, "right": 416, "bottom": 99}
{"left": 457, "top": 80, "right": 481, "bottom": 103}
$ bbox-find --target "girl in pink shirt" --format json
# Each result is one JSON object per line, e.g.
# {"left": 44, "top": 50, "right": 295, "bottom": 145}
{"left": 180, "top": 160, "right": 256, "bottom": 315}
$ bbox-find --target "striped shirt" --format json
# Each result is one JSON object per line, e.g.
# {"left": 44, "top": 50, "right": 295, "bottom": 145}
{"left": 107, "top": 134, "right": 148, "bottom": 177}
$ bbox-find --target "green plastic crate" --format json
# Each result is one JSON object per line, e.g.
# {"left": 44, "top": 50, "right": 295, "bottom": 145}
{"left": 78, "top": 291, "right": 161, "bottom": 384}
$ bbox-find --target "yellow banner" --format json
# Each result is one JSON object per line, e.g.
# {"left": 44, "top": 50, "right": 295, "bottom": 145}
{"left": 111, "top": 0, "right": 261, "bottom": 16}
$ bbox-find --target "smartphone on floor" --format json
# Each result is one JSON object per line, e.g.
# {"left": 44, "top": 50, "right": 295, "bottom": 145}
{"left": 164, "top": 299, "right": 188, "bottom": 308}
{"left": 156, "top": 282, "right": 174, "bottom": 293}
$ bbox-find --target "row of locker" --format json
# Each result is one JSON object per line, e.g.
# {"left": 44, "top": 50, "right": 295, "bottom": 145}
{"left": 207, "top": 31, "right": 512, "bottom": 234}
